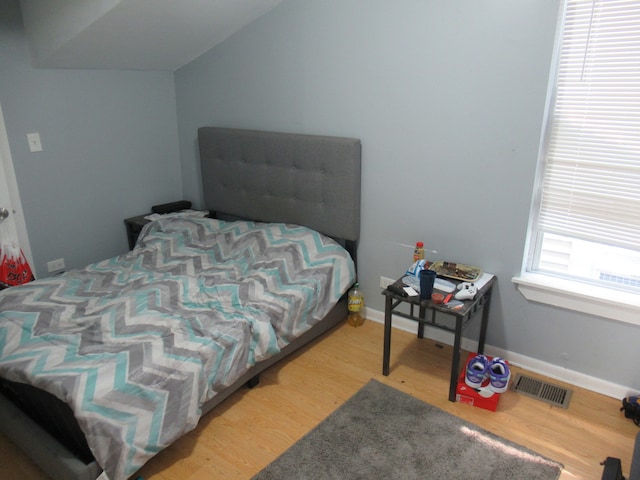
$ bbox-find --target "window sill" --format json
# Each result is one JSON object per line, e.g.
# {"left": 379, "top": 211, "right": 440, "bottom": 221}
{"left": 512, "top": 273, "right": 640, "bottom": 326}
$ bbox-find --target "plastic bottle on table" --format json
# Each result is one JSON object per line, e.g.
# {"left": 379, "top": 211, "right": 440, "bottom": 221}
{"left": 413, "top": 242, "right": 425, "bottom": 263}
{"left": 347, "top": 282, "right": 365, "bottom": 327}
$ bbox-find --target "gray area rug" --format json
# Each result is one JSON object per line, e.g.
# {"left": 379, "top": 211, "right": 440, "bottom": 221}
{"left": 253, "top": 379, "right": 563, "bottom": 480}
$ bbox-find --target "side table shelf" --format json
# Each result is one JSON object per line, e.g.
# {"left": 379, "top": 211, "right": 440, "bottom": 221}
{"left": 381, "top": 273, "right": 496, "bottom": 402}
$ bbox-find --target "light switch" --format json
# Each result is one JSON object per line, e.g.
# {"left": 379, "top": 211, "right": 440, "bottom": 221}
{"left": 27, "top": 133, "right": 42, "bottom": 152}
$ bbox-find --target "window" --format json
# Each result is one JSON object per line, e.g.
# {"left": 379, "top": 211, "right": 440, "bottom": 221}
{"left": 523, "top": 0, "right": 640, "bottom": 295}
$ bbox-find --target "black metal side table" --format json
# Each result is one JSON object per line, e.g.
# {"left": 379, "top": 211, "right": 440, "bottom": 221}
{"left": 381, "top": 274, "right": 496, "bottom": 402}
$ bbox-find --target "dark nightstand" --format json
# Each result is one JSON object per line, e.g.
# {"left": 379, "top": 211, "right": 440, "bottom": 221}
{"left": 124, "top": 206, "right": 212, "bottom": 250}
{"left": 124, "top": 214, "right": 152, "bottom": 250}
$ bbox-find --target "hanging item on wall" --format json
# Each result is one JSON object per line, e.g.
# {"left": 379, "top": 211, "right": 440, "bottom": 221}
{"left": 0, "top": 215, "right": 34, "bottom": 288}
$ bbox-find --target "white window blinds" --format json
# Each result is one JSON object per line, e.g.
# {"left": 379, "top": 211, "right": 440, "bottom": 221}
{"left": 537, "top": 0, "right": 640, "bottom": 251}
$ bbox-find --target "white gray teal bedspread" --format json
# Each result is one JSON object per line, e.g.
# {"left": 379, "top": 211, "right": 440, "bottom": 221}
{"left": 0, "top": 217, "right": 355, "bottom": 480}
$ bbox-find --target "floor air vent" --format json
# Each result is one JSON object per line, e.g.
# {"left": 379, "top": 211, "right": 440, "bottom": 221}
{"left": 510, "top": 373, "right": 572, "bottom": 409}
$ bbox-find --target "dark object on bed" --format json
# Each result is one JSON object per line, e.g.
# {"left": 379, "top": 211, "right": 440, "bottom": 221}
{"left": 0, "top": 127, "right": 361, "bottom": 480}
{"left": 151, "top": 199, "right": 192, "bottom": 214}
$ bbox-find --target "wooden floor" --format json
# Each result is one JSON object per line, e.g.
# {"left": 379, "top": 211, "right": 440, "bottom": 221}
{"left": 0, "top": 319, "right": 636, "bottom": 479}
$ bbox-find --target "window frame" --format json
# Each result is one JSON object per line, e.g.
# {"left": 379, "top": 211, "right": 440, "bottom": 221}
{"left": 515, "top": 0, "right": 640, "bottom": 323}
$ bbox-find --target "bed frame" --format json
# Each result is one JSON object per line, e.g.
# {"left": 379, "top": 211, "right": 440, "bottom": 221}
{"left": 0, "top": 127, "right": 361, "bottom": 480}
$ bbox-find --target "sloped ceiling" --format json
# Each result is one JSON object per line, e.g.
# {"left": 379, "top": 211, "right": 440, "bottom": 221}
{"left": 20, "top": 0, "right": 283, "bottom": 71}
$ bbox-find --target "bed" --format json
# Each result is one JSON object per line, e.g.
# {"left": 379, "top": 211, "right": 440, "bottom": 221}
{"left": 0, "top": 127, "right": 361, "bottom": 480}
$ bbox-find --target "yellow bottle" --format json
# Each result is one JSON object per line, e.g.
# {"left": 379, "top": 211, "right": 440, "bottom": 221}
{"left": 347, "top": 282, "right": 365, "bottom": 327}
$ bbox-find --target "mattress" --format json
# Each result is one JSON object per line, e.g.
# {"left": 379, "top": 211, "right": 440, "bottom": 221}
{"left": 0, "top": 216, "right": 355, "bottom": 480}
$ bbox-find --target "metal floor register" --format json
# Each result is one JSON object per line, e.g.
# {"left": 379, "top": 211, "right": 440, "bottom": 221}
{"left": 510, "top": 373, "right": 573, "bottom": 409}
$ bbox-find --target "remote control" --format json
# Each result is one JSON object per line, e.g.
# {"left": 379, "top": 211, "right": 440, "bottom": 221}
{"left": 455, "top": 282, "right": 477, "bottom": 300}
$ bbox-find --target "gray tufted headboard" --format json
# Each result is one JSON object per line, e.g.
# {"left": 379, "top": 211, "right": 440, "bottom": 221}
{"left": 198, "top": 127, "right": 361, "bottom": 247}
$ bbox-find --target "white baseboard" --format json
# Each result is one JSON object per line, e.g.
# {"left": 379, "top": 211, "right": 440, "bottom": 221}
{"left": 366, "top": 307, "right": 631, "bottom": 400}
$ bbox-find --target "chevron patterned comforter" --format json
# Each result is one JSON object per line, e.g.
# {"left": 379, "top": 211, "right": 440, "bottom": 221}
{"left": 0, "top": 217, "right": 355, "bottom": 480}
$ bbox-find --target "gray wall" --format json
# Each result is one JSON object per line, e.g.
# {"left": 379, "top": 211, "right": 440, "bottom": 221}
{"left": 3, "top": 0, "right": 637, "bottom": 393}
{"left": 0, "top": 0, "right": 182, "bottom": 276}
{"left": 175, "top": 0, "right": 640, "bottom": 391}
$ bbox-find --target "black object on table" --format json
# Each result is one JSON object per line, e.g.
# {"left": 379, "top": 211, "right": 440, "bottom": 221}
{"left": 381, "top": 274, "right": 496, "bottom": 402}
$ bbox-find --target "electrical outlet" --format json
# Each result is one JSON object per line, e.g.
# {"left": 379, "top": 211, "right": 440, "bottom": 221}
{"left": 27, "top": 133, "right": 42, "bottom": 152}
{"left": 380, "top": 276, "right": 394, "bottom": 289}
{"left": 47, "top": 258, "right": 65, "bottom": 273}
